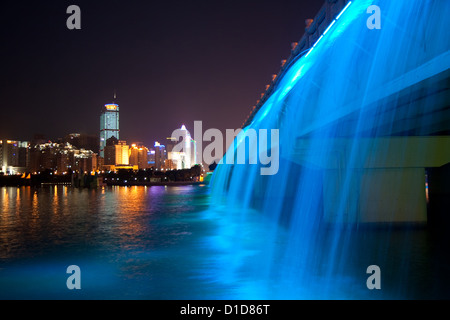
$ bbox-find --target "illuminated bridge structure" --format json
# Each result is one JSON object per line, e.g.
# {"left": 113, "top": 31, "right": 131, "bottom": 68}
{"left": 234, "top": 0, "right": 450, "bottom": 224}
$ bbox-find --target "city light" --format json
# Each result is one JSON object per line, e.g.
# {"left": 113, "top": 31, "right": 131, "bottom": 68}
{"left": 104, "top": 104, "right": 118, "bottom": 110}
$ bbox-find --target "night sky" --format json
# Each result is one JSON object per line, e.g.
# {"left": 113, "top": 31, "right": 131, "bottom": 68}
{"left": 1, "top": 0, "right": 322, "bottom": 147}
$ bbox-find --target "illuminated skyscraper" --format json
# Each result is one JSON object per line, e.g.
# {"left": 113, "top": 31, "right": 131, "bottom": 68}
{"left": 115, "top": 140, "right": 129, "bottom": 166}
{"left": 166, "top": 125, "right": 197, "bottom": 170}
{"left": 180, "top": 124, "right": 191, "bottom": 169}
{"left": 190, "top": 138, "right": 197, "bottom": 167}
{"left": 129, "top": 143, "right": 149, "bottom": 169}
{"left": 99, "top": 102, "right": 119, "bottom": 158}
{"left": 153, "top": 141, "right": 167, "bottom": 170}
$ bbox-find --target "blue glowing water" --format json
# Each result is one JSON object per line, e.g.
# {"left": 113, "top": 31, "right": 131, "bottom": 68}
{"left": 0, "top": 185, "right": 225, "bottom": 299}
{"left": 211, "top": 0, "right": 450, "bottom": 299}
{"left": 0, "top": 185, "right": 448, "bottom": 299}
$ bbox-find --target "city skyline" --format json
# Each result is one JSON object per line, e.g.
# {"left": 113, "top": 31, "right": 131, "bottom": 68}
{"left": 0, "top": 0, "right": 323, "bottom": 147}
{"left": 0, "top": 121, "right": 202, "bottom": 175}
{"left": 1, "top": 0, "right": 449, "bottom": 302}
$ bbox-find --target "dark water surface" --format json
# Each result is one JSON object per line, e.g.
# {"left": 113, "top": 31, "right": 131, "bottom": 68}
{"left": 0, "top": 185, "right": 449, "bottom": 299}
{"left": 0, "top": 185, "right": 227, "bottom": 299}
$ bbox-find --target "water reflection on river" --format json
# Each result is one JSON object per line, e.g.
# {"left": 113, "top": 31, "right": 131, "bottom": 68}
{"left": 0, "top": 185, "right": 449, "bottom": 299}
{"left": 0, "top": 185, "right": 222, "bottom": 299}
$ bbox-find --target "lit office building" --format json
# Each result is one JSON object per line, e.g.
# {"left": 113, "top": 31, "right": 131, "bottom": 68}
{"left": 180, "top": 125, "right": 192, "bottom": 169}
{"left": 154, "top": 141, "right": 167, "bottom": 170}
{"left": 166, "top": 125, "right": 199, "bottom": 170}
{"left": 190, "top": 138, "right": 198, "bottom": 167}
{"left": 115, "top": 140, "right": 129, "bottom": 166}
{"left": 103, "top": 136, "right": 118, "bottom": 166}
{"left": 129, "top": 143, "right": 149, "bottom": 169}
{"left": 102, "top": 137, "right": 130, "bottom": 170}
{"left": 147, "top": 148, "right": 156, "bottom": 168}
{"left": 73, "top": 150, "right": 98, "bottom": 173}
{"left": 99, "top": 103, "right": 119, "bottom": 158}
{"left": 0, "top": 140, "right": 29, "bottom": 174}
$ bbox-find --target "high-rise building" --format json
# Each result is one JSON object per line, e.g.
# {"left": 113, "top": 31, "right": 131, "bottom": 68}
{"left": 99, "top": 103, "right": 119, "bottom": 158}
{"left": 129, "top": 143, "right": 149, "bottom": 169}
{"left": 166, "top": 125, "right": 197, "bottom": 170}
{"left": 180, "top": 125, "right": 191, "bottom": 169}
{"left": 103, "top": 136, "right": 119, "bottom": 166}
{"left": 147, "top": 148, "right": 156, "bottom": 168}
{"left": 0, "top": 140, "right": 29, "bottom": 174}
{"left": 0, "top": 142, "right": 3, "bottom": 170}
{"left": 102, "top": 137, "right": 129, "bottom": 169}
{"left": 154, "top": 141, "right": 166, "bottom": 170}
{"left": 115, "top": 140, "right": 129, "bottom": 166}
{"left": 190, "top": 138, "right": 198, "bottom": 167}
{"left": 57, "top": 152, "right": 70, "bottom": 172}
{"left": 164, "top": 159, "right": 177, "bottom": 171}
{"left": 165, "top": 137, "right": 177, "bottom": 153}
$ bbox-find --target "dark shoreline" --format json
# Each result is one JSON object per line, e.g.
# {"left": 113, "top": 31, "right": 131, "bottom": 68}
{"left": 0, "top": 175, "right": 71, "bottom": 187}
{"left": 0, "top": 175, "right": 208, "bottom": 187}
{"left": 105, "top": 181, "right": 207, "bottom": 187}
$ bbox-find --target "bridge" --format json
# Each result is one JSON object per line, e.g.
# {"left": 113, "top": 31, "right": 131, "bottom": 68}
{"left": 239, "top": 0, "right": 450, "bottom": 225}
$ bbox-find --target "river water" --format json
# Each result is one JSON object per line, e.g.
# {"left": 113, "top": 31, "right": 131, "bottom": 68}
{"left": 0, "top": 185, "right": 449, "bottom": 299}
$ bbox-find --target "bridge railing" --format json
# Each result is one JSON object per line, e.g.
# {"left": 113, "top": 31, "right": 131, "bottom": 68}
{"left": 242, "top": 0, "right": 351, "bottom": 128}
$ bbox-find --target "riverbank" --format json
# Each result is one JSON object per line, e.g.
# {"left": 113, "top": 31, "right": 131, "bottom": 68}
{"left": 0, "top": 173, "right": 211, "bottom": 187}
{"left": 0, "top": 174, "right": 71, "bottom": 187}
{"left": 105, "top": 181, "right": 207, "bottom": 187}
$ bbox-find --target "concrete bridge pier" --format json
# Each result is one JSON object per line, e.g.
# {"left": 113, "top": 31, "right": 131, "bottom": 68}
{"left": 292, "top": 137, "right": 450, "bottom": 225}
{"left": 322, "top": 167, "right": 427, "bottom": 225}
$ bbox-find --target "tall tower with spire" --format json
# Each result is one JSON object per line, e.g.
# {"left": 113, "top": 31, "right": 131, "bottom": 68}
{"left": 99, "top": 93, "right": 119, "bottom": 158}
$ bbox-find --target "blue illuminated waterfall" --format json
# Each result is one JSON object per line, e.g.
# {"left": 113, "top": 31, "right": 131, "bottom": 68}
{"left": 209, "top": 0, "right": 450, "bottom": 299}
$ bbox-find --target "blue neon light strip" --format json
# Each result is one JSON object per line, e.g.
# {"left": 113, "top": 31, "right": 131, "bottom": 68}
{"left": 336, "top": 1, "right": 352, "bottom": 20}
{"left": 305, "top": 1, "right": 352, "bottom": 58}
{"left": 322, "top": 19, "right": 336, "bottom": 36}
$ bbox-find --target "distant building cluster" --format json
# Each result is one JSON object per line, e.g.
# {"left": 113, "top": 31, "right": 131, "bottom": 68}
{"left": 99, "top": 99, "right": 199, "bottom": 172}
{"left": 0, "top": 138, "right": 97, "bottom": 175}
{"left": 101, "top": 125, "right": 198, "bottom": 172}
{"left": 29, "top": 141, "right": 97, "bottom": 174}
{"left": 1, "top": 99, "right": 202, "bottom": 175}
